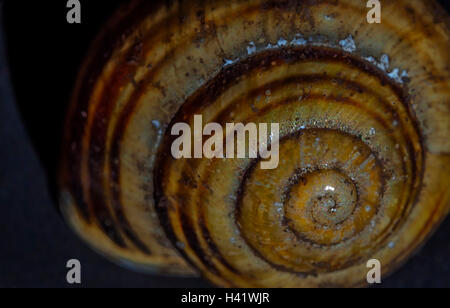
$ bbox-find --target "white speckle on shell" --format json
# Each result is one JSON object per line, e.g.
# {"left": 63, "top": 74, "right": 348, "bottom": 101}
{"left": 339, "top": 35, "right": 356, "bottom": 52}
{"left": 291, "top": 34, "right": 307, "bottom": 46}
{"left": 152, "top": 120, "right": 161, "bottom": 129}
{"left": 247, "top": 41, "right": 257, "bottom": 55}
{"left": 277, "top": 38, "right": 288, "bottom": 47}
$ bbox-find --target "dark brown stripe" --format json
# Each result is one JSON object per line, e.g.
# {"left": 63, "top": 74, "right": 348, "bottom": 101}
{"left": 88, "top": 99, "right": 127, "bottom": 248}
{"left": 109, "top": 137, "right": 152, "bottom": 254}
{"left": 154, "top": 45, "right": 424, "bottom": 278}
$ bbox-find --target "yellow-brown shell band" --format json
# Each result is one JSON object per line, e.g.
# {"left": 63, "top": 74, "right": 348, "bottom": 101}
{"left": 59, "top": 0, "right": 450, "bottom": 283}
{"left": 154, "top": 46, "right": 423, "bottom": 287}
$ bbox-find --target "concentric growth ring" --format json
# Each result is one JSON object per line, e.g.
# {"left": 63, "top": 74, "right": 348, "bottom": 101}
{"left": 59, "top": 0, "right": 450, "bottom": 287}
{"left": 155, "top": 47, "right": 423, "bottom": 287}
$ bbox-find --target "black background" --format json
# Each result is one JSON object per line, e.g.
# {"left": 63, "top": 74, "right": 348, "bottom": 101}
{"left": 0, "top": 0, "right": 449, "bottom": 288}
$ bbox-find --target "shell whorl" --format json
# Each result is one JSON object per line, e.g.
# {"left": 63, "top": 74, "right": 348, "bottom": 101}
{"left": 155, "top": 46, "right": 424, "bottom": 287}
{"left": 60, "top": 0, "right": 450, "bottom": 286}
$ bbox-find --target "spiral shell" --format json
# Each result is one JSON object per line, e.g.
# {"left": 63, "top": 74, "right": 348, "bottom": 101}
{"left": 60, "top": 0, "right": 450, "bottom": 286}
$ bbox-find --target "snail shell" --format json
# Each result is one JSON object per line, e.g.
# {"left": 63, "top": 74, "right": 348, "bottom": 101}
{"left": 60, "top": 0, "right": 450, "bottom": 286}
